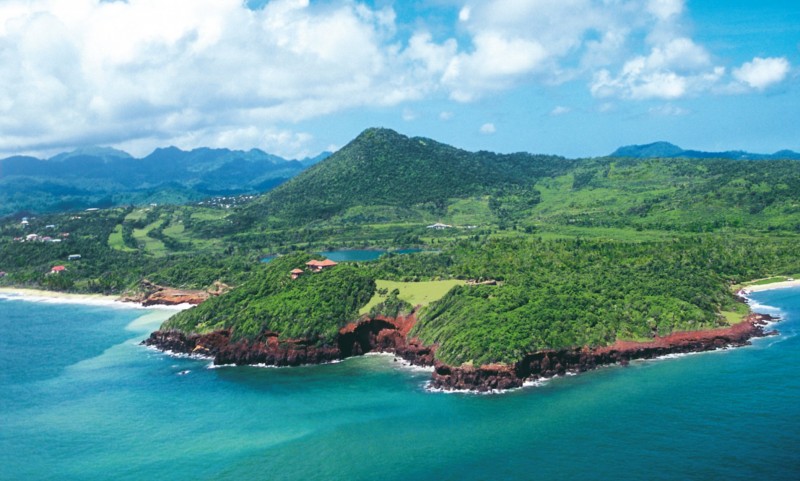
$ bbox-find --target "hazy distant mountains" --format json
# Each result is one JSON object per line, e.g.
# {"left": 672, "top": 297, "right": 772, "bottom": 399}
{"left": 610, "top": 141, "right": 800, "bottom": 160}
{"left": 0, "top": 146, "right": 329, "bottom": 216}
{"left": 5, "top": 135, "right": 799, "bottom": 218}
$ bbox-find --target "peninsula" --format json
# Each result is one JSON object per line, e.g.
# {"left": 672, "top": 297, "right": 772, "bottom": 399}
{"left": 3, "top": 128, "right": 799, "bottom": 391}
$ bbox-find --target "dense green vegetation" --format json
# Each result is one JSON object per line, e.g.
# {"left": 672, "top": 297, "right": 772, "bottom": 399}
{"left": 3, "top": 127, "right": 800, "bottom": 367}
{"left": 408, "top": 237, "right": 800, "bottom": 365}
{"left": 0, "top": 208, "right": 257, "bottom": 293}
{"left": 233, "top": 127, "right": 573, "bottom": 229}
{"left": 206, "top": 129, "right": 800, "bottom": 249}
{"left": 530, "top": 157, "right": 800, "bottom": 233}
{"left": 163, "top": 254, "right": 375, "bottom": 344}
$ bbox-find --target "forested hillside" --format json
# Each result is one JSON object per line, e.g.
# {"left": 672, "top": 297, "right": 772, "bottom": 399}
{"left": 531, "top": 156, "right": 800, "bottom": 232}
{"left": 407, "top": 237, "right": 799, "bottom": 364}
{"left": 222, "top": 128, "right": 800, "bottom": 242}
{"left": 3, "top": 127, "right": 800, "bottom": 373}
{"left": 163, "top": 253, "right": 375, "bottom": 343}
{"left": 235, "top": 127, "right": 573, "bottom": 226}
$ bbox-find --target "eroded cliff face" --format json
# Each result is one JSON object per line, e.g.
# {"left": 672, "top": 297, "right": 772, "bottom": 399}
{"left": 143, "top": 312, "right": 777, "bottom": 392}
{"left": 142, "top": 313, "right": 436, "bottom": 368}
{"left": 429, "top": 313, "right": 778, "bottom": 392}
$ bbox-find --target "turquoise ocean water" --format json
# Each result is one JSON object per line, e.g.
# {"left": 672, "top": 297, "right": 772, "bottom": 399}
{"left": 1, "top": 289, "right": 798, "bottom": 481}
{"left": 263, "top": 249, "right": 425, "bottom": 263}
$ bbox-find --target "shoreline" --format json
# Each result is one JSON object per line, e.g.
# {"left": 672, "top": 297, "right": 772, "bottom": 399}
{"left": 0, "top": 287, "right": 193, "bottom": 311}
{"left": 0, "top": 287, "right": 124, "bottom": 306}
{"left": 143, "top": 309, "right": 779, "bottom": 393}
{"left": 18, "top": 276, "right": 792, "bottom": 393}
{"left": 738, "top": 279, "right": 800, "bottom": 293}
{"left": 428, "top": 312, "right": 779, "bottom": 392}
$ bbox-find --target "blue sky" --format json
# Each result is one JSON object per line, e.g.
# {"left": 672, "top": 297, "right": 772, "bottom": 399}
{"left": 0, "top": 0, "right": 797, "bottom": 159}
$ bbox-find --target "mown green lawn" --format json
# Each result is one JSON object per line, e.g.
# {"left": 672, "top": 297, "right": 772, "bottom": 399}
{"left": 133, "top": 220, "right": 167, "bottom": 256}
{"left": 190, "top": 208, "right": 229, "bottom": 221}
{"left": 107, "top": 224, "right": 136, "bottom": 252}
{"left": 719, "top": 302, "right": 750, "bottom": 325}
{"left": 359, "top": 279, "right": 465, "bottom": 315}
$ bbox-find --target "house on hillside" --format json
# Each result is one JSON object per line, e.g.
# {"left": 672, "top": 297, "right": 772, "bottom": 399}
{"left": 50, "top": 265, "right": 66, "bottom": 274}
{"left": 68, "top": 254, "right": 82, "bottom": 261}
{"left": 305, "top": 259, "right": 337, "bottom": 272}
{"left": 290, "top": 268, "right": 305, "bottom": 280}
{"left": 426, "top": 222, "right": 451, "bottom": 229}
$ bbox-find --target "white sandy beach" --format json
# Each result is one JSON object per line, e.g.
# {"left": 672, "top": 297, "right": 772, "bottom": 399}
{"left": 0, "top": 287, "right": 124, "bottom": 305}
{"left": 0, "top": 287, "right": 193, "bottom": 311}
{"left": 740, "top": 279, "right": 800, "bottom": 293}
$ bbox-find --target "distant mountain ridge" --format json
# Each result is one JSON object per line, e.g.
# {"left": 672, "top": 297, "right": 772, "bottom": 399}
{"left": 611, "top": 142, "right": 800, "bottom": 160}
{"left": 0, "top": 146, "right": 330, "bottom": 216}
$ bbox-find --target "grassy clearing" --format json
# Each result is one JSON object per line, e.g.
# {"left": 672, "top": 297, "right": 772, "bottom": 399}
{"left": 750, "top": 276, "right": 794, "bottom": 286}
{"left": 720, "top": 302, "right": 750, "bottom": 325}
{"left": 190, "top": 209, "right": 228, "bottom": 221}
{"left": 124, "top": 209, "right": 148, "bottom": 222}
{"left": 133, "top": 220, "right": 167, "bottom": 256}
{"left": 162, "top": 222, "right": 185, "bottom": 237}
{"left": 733, "top": 275, "right": 800, "bottom": 291}
{"left": 107, "top": 224, "right": 136, "bottom": 252}
{"left": 446, "top": 197, "right": 494, "bottom": 225}
{"left": 359, "top": 279, "right": 465, "bottom": 315}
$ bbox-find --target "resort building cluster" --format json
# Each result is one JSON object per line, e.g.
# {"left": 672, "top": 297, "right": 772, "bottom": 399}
{"left": 290, "top": 259, "right": 338, "bottom": 279}
{"left": 13, "top": 232, "right": 70, "bottom": 243}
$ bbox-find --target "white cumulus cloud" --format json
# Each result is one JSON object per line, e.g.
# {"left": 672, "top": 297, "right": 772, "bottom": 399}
{"left": 590, "top": 35, "right": 724, "bottom": 100}
{"left": 647, "top": 0, "right": 684, "bottom": 20}
{"left": 0, "top": 0, "right": 792, "bottom": 157}
{"left": 480, "top": 123, "right": 496, "bottom": 134}
{"left": 0, "top": 0, "right": 427, "bottom": 157}
{"left": 733, "top": 57, "right": 790, "bottom": 90}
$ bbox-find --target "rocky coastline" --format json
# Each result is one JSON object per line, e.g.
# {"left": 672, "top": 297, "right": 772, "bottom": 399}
{"left": 430, "top": 312, "right": 778, "bottom": 392}
{"left": 142, "top": 312, "right": 436, "bottom": 368}
{"left": 120, "top": 280, "right": 229, "bottom": 307}
{"left": 143, "top": 312, "right": 778, "bottom": 393}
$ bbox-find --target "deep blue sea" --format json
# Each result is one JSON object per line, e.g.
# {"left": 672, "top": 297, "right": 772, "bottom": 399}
{"left": 1, "top": 288, "right": 798, "bottom": 481}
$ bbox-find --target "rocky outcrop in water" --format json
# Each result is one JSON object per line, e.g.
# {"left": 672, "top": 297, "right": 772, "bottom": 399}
{"left": 121, "top": 279, "right": 230, "bottom": 306}
{"left": 431, "top": 363, "right": 520, "bottom": 392}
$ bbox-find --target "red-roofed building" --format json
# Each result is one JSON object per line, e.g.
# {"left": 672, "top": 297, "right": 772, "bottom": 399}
{"left": 50, "top": 265, "right": 66, "bottom": 274}
{"left": 305, "top": 259, "right": 338, "bottom": 272}
{"left": 290, "top": 268, "right": 305, "bottom": 280}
